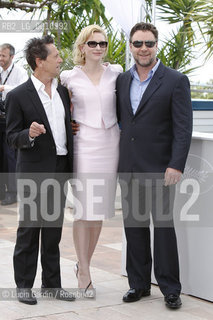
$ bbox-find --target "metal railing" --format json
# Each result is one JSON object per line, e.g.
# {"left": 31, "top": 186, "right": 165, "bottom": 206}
{"left": 190, "top": 83, "right": 213, "bottom": 94}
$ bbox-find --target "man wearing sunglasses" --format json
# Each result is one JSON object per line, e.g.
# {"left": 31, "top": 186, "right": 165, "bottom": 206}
{"left": 116, "top": 22, "right": 192, "bottom": 309}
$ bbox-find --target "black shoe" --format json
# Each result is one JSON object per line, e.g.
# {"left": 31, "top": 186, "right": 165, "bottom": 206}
{"left": 164, "top": 294, "right": 182, "bottom": 309}
{"left": 16, "top": 288, "right": 37, "bottom": 305}
{"left": 123, "top": 288, "right": 151, "bottom": 303}
{"left": 41, "top": 287, "right": 75, "bottom": 301}
{"left": 1, "top": 194, "right": 17, "bottom": 206}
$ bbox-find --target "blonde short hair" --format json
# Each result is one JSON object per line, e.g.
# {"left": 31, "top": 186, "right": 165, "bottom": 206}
{"left": 72, "top": 24, "right": 108, "bottom": 66}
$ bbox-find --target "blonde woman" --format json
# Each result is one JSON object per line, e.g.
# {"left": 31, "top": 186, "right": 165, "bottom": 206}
{"left": 60, "top": 25, "right": 122, "bottom": 293}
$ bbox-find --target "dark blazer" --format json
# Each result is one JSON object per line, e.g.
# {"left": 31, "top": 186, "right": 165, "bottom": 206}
{"left": 116, "top": 62, "right": 192, "bottom": 174}
{"left": 5, "top": 78, "right": 73, "bottom": 173}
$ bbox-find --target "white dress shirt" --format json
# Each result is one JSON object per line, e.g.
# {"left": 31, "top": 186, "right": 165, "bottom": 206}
{"left": 31, "top": 75, "right": 68, "bottom": 155}
{"left": 0, "top": 63, "right": 28, "bottom": 100}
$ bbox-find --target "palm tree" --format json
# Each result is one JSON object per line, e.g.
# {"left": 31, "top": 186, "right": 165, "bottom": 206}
{"left": 155, "top": 0, "right": 213, "bottom": 73}
{"left": 41, "top": 0, "right": 126, "bottom": 70}
{"left": 1, "top": 0, "right": 213, "bottom": 74}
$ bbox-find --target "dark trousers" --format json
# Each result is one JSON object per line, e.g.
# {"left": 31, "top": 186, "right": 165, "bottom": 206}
{"left": 0, "top": 124, "right": 6, "bottom": 199}
{"left": 0, "top": 123, "right": 17, "bottom": 198}
{"left": 120, "top": 178, "right": 181, "bottom": 296}
{"left": 13, "top": 155, "right": 69, "bottom": 289}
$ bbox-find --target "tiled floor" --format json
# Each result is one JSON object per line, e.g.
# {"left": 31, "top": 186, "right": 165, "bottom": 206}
{"left": 0, "top": 203, "right": 212, "bottom": 320}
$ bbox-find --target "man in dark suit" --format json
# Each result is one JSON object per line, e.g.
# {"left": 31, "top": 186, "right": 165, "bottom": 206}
{"left": 0, "top": 43, "right": 28, "bottom": 205}
{"left": 116, "top": 23, "right": 192, "bottom": 309}
{"left": 6, "top": 35, "right": 74, "bottom": 305}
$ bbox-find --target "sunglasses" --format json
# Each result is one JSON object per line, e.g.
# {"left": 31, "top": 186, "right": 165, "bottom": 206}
{"left": 131, "top": 40, "right": 157, "bottom": 48}
{"left": 85, "top": 41, "right": 108, "bottom": 48}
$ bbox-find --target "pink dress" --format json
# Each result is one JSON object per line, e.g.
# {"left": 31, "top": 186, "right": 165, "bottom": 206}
{"left": 60, "top": 63, "right": 123, "bottom": 220}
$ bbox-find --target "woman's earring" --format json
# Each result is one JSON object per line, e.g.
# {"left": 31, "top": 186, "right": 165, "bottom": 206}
{"left": 81, "top": 51, "right": 85, "bottom": 59}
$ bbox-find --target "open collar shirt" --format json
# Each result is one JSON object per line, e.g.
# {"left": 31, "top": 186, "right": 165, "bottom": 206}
{"left": 31, "top": 74, "right": 67, "bottom": 155}
{"left": 130, "top": 59, "right": 160, "bottom": 114}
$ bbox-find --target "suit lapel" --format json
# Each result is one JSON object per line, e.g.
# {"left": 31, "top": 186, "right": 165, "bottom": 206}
{"left": 57, "top": 84, "right": 70, "bottom": 121}
{"left": 26, "top": 79, "right": 70, "bottom": 136}
{"left": 26, "top": 78, "right": 53, "bottom": 135}
{"left": 57, "top": 84, "right": 71, "bottom": 137}
{"left": 134, "top": 62, "right": 165, "bottom": 116}
{"left": 122, "top": 71, "right": 134, "bottom": 117}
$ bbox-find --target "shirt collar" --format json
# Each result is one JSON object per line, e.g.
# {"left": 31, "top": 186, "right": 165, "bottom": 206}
{"left": 31, "top": 74, "right": 58, "bottom": 92}
{"left": 130, "top": 58, "right": 161, "bottom": 81}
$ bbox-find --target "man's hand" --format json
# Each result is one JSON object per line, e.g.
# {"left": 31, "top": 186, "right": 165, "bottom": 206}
{"left": 29, "top": 122, "right": 46, "bottom": 138}
{"left": 0, "top": 85, "right": 4, "bottom": 92}
{"left": 164, "top": 167, "right": 182, "bottom": 186}
{"left": 71, "top": 120, "right": 80, "bottom": 135}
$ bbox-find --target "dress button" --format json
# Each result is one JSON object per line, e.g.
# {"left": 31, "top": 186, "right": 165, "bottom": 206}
{"left": 131, "top": 137, "right": 135, "bottom": 141}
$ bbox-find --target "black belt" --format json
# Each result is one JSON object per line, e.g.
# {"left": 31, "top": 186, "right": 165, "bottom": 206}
{"left": 57, "top": 155, "right": 68, "bottom": 158}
